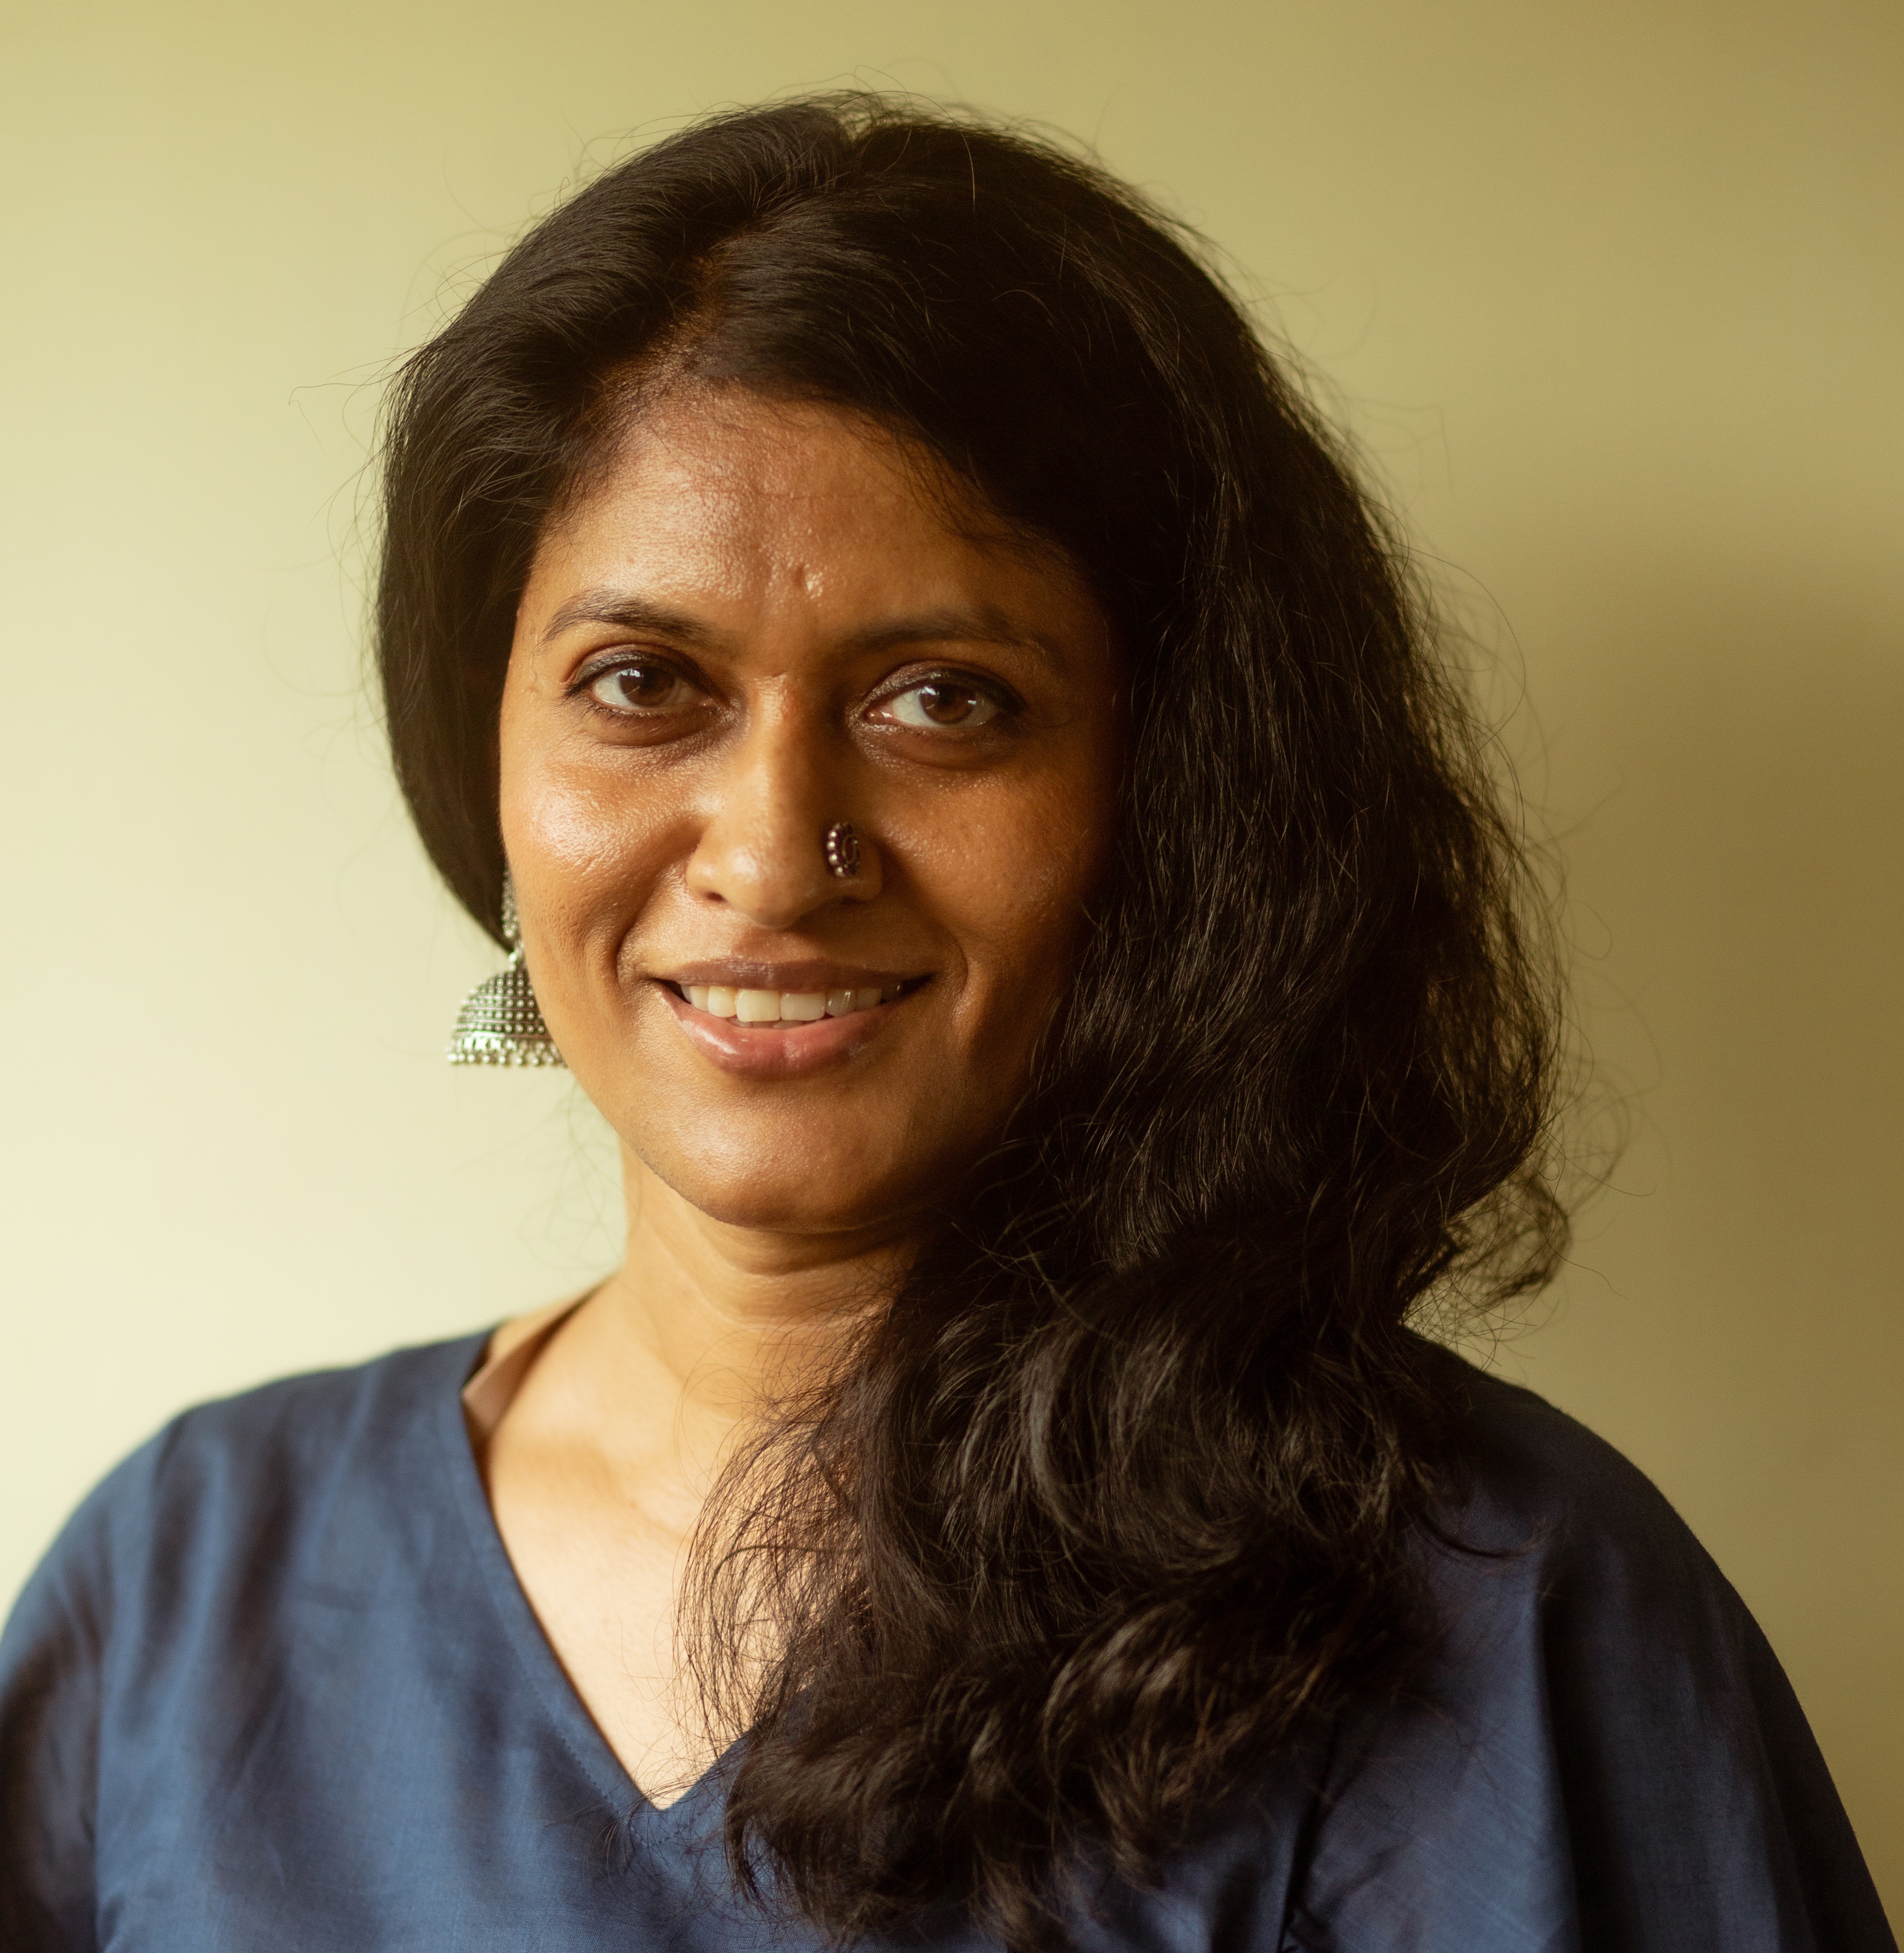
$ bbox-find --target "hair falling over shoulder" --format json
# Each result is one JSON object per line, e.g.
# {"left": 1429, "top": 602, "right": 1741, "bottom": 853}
{"left": 377, "top": 94, "right": 1570, "bottom": 1950}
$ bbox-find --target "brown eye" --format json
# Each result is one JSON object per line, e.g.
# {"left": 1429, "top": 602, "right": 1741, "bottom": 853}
{"left": 588, "top": 663, "right": 687, "bottom": 711}
{"left": 887, "top": 680, "right": 1000, "bottom": 729}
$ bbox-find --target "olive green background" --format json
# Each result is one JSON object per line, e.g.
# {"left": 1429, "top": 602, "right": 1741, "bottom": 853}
{"left": 2, "top": 0, "right": 1897, "bottom": 1912}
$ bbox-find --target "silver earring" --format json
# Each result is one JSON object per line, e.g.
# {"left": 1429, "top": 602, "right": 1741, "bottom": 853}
{"left": 822, "top": 821, "right": 860, "bottom": 879}
{"left": 447, "top": 873, "right": 566, "bottom": 1067}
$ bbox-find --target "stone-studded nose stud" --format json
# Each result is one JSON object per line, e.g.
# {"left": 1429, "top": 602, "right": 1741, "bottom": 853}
{"left": 822, "top": 821, "right": 860, "bottom": 879}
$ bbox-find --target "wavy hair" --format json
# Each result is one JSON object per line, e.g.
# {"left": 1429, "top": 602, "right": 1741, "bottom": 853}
{"left": 377, "top": 96, "right": 1568, "bottom": 1950}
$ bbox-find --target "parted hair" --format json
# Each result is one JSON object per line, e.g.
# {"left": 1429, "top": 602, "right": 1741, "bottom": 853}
{"left": 377, "top": 94, "right": 1567, "bottom": 1950}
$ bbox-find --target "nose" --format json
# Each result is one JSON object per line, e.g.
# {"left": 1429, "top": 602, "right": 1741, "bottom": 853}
{"left": 684, "top": 698, "right": 881, "bottom": 927}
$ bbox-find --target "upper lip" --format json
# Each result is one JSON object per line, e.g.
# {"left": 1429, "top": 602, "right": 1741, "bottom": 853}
{"left": 654, "top": 959, "right": 926, "bottom": 991}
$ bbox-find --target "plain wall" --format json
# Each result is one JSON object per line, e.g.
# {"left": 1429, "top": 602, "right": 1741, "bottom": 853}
{"left": 3, "top": 0, "right": 1898, "bottom": 1915}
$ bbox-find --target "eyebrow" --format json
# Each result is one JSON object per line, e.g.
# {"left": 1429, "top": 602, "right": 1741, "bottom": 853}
{"left": 839, "top": 606, "right": 1056, "bottom": 667}
{"left": 540, "top": 590, "right": 725, "bottom": 648}
{"left": 540, "top": 589, "right": 1058, "bottom": 667}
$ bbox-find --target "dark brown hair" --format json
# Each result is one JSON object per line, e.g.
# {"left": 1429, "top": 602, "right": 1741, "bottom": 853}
{"left": 377, "top": 94, "right": 1566, "bottom": 1950}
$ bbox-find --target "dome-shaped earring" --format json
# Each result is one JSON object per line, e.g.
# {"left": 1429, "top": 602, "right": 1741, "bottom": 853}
{"left": 447, "top": 874, "right": 566, "bottom": 1067}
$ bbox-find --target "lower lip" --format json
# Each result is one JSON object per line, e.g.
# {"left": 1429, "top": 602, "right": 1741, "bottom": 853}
{"left": 659, "top": 985, "right": 905, "bottom": 1078}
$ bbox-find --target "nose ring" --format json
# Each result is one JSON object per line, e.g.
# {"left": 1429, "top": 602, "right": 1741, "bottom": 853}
{"left": 822, "top": 821, "right": 860, "bottom": 879}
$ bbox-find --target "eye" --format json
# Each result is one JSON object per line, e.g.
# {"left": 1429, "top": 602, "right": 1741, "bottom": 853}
{"left": 585, "top": 661, "right": 695, "bottom": 712}
{"left": 883, "top": 679, "right": 1003, "bottom": 730}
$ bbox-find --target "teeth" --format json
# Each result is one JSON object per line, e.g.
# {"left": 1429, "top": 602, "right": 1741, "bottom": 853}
{"left": 682, "top": 982, "right": 901, "bottom": 1023}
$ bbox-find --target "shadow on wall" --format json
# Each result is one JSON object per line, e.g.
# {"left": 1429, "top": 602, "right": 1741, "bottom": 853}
{"left": 1502, "top": 550, "right": 1904, "bottom": 1900}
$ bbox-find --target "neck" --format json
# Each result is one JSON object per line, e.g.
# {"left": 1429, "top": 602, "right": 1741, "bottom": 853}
{"left": 543, "top": 1149, "right": 917, "bottom": 1500}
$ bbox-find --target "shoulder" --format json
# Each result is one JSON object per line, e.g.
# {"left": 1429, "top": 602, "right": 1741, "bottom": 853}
{"left": 1452, "top": 1359, "right": 1680, "bottom": 1520}
{"left": 1445, "top": 1359, "right": 1725, "bottom": 1585}
{"left": 1423, "top": 1359, "right": 1796, "bottom": 1769}
{"left": 3, "top": 1332, "right": 488, "bottom": 1662}
{"left": 1429, "top": 1360, "right": 1794, "bottom": 1696}
{"left": 1277, "top": 1358, "right": 1896, "bottom": 1952}
{"left": 138, "top": 1329, "right": 489, "bottom": 1502}
{"left": 0, "top": 1333, "right": 493, "bottom": 1948}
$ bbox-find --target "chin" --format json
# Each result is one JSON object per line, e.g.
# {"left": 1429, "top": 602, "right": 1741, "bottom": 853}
{"left": 634, "top": 1129, "right": 951, "bottom": 1239}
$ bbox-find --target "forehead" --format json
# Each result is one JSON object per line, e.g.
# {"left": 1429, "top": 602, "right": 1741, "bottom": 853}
{"left": 523, "top": 387, "right": 1091, "bottom": 632}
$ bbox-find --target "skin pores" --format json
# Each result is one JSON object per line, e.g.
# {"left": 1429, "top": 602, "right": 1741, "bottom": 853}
{"left": 498, "top": 387, "right": 1123, "bottom": 1244}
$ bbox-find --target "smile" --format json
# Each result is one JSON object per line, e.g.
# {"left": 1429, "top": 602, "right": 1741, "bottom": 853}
{"left": 656, "top": 969, "right": 929, "bottom": 1077}
{"left": 677, "top": 982, "right": 904, "bottom": 1025}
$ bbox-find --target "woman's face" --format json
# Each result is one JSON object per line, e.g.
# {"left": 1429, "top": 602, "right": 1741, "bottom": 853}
{"left": 500, "top": 388, "right": 1122, "bottom": 1239}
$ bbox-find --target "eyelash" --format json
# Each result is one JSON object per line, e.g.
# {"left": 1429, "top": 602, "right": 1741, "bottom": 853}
{"left": 869, "top": 669, "right": 1021, "bottom": 730}
{"left": 569, "top": 657, "right": 1022, "bottom": 730}
{"left": 569, "top": 656, "right": 701, "bottom": 719}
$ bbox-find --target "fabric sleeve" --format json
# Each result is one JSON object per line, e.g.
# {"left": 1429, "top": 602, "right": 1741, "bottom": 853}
{"left": 1281, "top": 1394, "right": 1896, "bottom": 1953}
{"left": 0, "top": 1439, "right": 164, "bottom": 1953}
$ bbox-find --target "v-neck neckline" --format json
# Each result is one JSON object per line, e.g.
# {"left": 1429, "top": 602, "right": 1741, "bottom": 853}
{"left": 433, "top": 1329, "right": 734, "bottom": 1831}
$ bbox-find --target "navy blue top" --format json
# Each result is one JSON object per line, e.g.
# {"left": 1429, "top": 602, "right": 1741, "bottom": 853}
{"left": 1, "top": 1331, "right": 1892, "bottom": 1952}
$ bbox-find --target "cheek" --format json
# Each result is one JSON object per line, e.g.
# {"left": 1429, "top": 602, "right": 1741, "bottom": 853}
{"left": 913, "top": 765, "right": 1117, "bottom": 1017}
{"left": 497, "top": 711, "right": 678, "bottom": 941}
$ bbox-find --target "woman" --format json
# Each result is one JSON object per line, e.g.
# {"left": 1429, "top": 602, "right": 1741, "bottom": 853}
{"left": 1, "top": 96, "right": 1890, "bottom": 1953}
